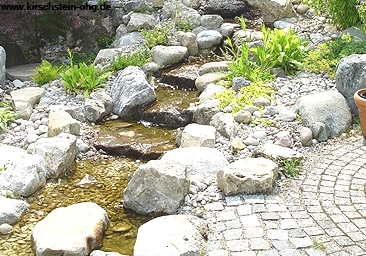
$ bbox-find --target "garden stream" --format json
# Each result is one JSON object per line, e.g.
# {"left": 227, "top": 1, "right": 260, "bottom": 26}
{"left": 0, "top": 71, "right": 199, "bottom": 255}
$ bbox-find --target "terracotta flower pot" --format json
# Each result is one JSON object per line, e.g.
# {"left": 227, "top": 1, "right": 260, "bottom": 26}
{"left": 354, "top": 88, "right": 366, "bottom": 140}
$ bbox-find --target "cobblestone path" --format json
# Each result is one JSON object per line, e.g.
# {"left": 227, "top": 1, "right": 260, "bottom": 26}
{"left": 205, "top": 135, "right": 366, "bottom": 256}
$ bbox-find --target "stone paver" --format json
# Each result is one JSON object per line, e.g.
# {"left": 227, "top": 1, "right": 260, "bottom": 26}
{"left": 205, "top": 135, "right": 366, "bottom": 255}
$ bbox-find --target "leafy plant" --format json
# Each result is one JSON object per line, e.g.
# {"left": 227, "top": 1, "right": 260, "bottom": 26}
{"left": 97, "top": 34, "right": 115, "bottom": 49}
{"left": 0, "top": 102, "right": 18, "bottom": 131}
{"left": 62, "top": 49, "right": 112, "bottom": 97}
{"left": 31, "top": 60, "right": 64, "bottom": 85}
{"left": 109, "top": 47, "right": 151, "bottom": 71}
{"left": 140, "top": 25, "right": 170, "bottom": 48}
{"left": 305, "top": 33, "right": 366, "bottom": 78}
{"left": 280, "top": 158, "right": 302, "bottom": 178}
{"left": 312, "top": 238, "right": 326, "bottom": 251}
{"left": 0, "top": 165, "right": 6, "bottom": 172}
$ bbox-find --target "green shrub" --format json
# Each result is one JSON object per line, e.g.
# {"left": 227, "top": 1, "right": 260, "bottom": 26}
{"left": 0, "top": 102, "right": 18, "bottom": 131}
{"left": 61, "top": 49, "right": 112, "bottom": 97}
{"left": 305, "top": 0, "right": 360, "bottom": 29}
{"left": 140, "top": 25, "right": 170, "bottom": 48}
{"left": 97, "top": 34, "right": 115, "bottom": 49}
{"left": 31, "top": 60, "right": 64, "bottom": 85}
{"left": 305, "top": 33, "right": 366, "bottom": 78}
{"left": 109, "top": 47, "right": 151, "bottom": 71}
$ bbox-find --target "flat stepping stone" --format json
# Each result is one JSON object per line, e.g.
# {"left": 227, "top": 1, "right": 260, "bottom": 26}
{"left": 6, "top": 63, "right": 40, "bottom": 81}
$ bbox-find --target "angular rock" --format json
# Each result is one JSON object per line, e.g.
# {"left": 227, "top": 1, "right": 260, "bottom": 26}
{"left": 336, "top": 54, "right": 366, "bottom": 115}
{"left": 126, "top": 13, "right": 157, "bottom": 32}
{"left": 0, "top": 46, "right": 5, "bottom": 85}
{"left": 141, "top": 105, "right": 193, "bottom": 128}
{"left": 134, "top": 215, "right": 207, "bottom": 256}
{"left": 30, "top": 133, "right": 77, "bottom": 179}
{"left": 262, "top": 143, "right": 303, "bottom": 160}
{"left": 113, "top": 31, "right": 143, "bottom": 48}
{"left": 152, "top": 45, "right": 188, "bottom": 68}
{"left": 48, "top": 110, "right": 80, "bottom": 137}
{"left": 176, "top": 31, "right": 199, "bottom": 56}
{"left": 199, "top": 61, "right": 230, "bottom": 76}
{"left": 210, "top": 112, "right": 238, "bottom": 138}
{"left": 246, "top": 0, "right": 295, "bottom": 24}
{"left": 217, "top": 157, "right": 278, "bottom": 195}
{"left": 180, "top": 123, "right": 216, "bottom": 148}
{"left": 93, "top": 48, "right": 130, "bottom": 66}
{"left": 123, "top": 160, "right": 190, "bottom": 215}
{"left": 160, "top": 146, "right": 229, "bottom": 180}
{"left": 274, "top": 130, "right": 292, "bottom": 148}
{"left": 199, "top": 83, "right": 226, "bottom": 102}
{"left": 232, "top": 76, "right": 251, "bottom": 92}
{"left": 200, "top": 14, "right": 224, "bottom": 29}
{"left": 299, "top": 127, "right": 313, "bottom": 146}
{"left": 200, "top": 0, "right": 251, "bottom": 19}
{"left": 32, "top": 202, "right": 109, "bottom": 256}
{"left": 279, "top": 108, "right": 297, "bottom": 122}
{"left": 193, "top": 98, "right": 220, "bottom": 125}
{"left": 0, "top": 196, "right": 29, "bottom": 225}
{"left": 160, "top": 64, "right": 200, "bottom": 90}
{"left": 297, "top": 91, "right": 352, "bottom": 141}
{"left": 231, "top": 137, "right": 246, "bottom": 151}
{"left": 10, "top": 87, "right": 45, "bottom": 120}
{"left": 84, "top": 91, "right": 113, "bottom": 123}
{"left": 220, "top": 23, "right": 240, "bottom": 37}
{"left": 111, "top": 66, "right": 156, "bottom": 120}
{"left": 195, "top": 72, "right": 226, "bottom": 92}
{"left": 0, "top": 145, "right": 46, "bottom": 197}
{"left": 196, "top": 30, "right": 223, "bottom": 49}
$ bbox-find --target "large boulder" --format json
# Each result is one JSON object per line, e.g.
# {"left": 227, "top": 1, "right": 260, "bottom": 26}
{"left": 210, "top": 112, "right": 238, "bottom": 138}
{"left": 29, "top": 133, "right": 77, "bottom": 179}
{"left": 141, "top": 105, "right": 193, "bottom": 128}
{"left": 111, "top": 66, "right": 156, "bottom": 120}
{"left": 134, "top": 215, "right": 207, "bottom": 256}
{"left": 176, "top": 31, "right": 199, "bottom": 56}
{"left": 0, "top": 145, "right": 46, "bottom": 197}
{"left": 297, "top": 91, "right": 352, "bottom": 141}
{"left": 47, "top": 110, "right": 80, "bottom": 137}
{"left": 200, "top": 0, "right": 250, "bottom": 19}
{"left": 0, "top": 196, "right": 29, "bottom": 225}
{"left": 126, "top": 13, "right": 157, "bottom": 32}
{"left": 196, "top": 30, "right": 223, "bottom": 50}
{"left": 10, "top": 87, "right": 45, "bottom": 120}
{"left": 217, "top": 157, "right": 278, "bottom": 195}
{"left": 193, "top": 99, "right": 220, "bottom": 125}
{"left": 336, "top": 54, "right": 366, "bottom": 115}
{"left": 32, "top": 202, "right": 109, "bottom": 256}
{"left": 152, "top": 46, "right": 189, "bottom": 68}
{"left": 84, "top": 91, "right": 113, "bottom": 123}
{"left": 0, "top": 46, "right": 5, "bottom": 85}
{"left": 245, "top": 0, "right": 295, "bottom": 24}
{"left": 123, "top": 160, "right": 190, "bottom": 215}
{"left": 180, "top": 123, "right": 216, "bottom": 148}
{"left": 160, "top": 146, "right": 229, "bottom": 180}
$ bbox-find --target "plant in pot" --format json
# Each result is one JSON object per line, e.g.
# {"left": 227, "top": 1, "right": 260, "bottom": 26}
{"left": 354, "top": 88, "right": 366, "bottom": 145}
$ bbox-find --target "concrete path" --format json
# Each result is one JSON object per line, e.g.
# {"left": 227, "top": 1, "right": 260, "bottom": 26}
{"left": 205, "top": 135, "right": 366, "bottom": 256}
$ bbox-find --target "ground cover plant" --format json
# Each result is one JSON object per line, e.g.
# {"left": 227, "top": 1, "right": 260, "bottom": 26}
{"left": 109, "top": 47, "right": 152, "bottom": 71}
{"left": 32, "top": 60, "right": 65, "bottom": 85}
{"left": 0, "top": 102, "right": 18, "bottom": 131}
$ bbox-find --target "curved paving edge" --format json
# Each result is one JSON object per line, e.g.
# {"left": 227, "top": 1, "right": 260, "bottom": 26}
{"left": 204, "top": 135, "right": 366, "bottom": 256}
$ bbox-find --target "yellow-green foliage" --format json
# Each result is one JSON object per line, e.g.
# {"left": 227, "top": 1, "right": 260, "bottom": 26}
{"left": 213, "top": 82, "right": 273, "bottom": 113}
{"left": 32, "top": 60, "right": 64, "bottom": 85}
{"left": 0, "top": 102, "right": 18, "bottom": 131}
{"left": 304, "top": 43, "right": 338, "bottom": 78}
{"left": 140, "top": 25, "right": 170, "bottom": 48}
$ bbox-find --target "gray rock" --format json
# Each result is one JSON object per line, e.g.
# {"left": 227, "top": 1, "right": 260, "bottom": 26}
{"left": 263, "top": 106, "right": 279, "bottom": 116}
{"left": 111, "top": 66, "right": 156, "bottom": 119}
{"left": 180, "top": 123, "right": 216, "bottom": 148}
{"left": 297, "top": 91, "right": 352, "bottom": 141}
{"left": 12, "top": 79, "right": 24, "bottom": 88}
{"left": 126, "top": 13, "right": 157, "bottom": 32}
{"left": 113, "top": 31, "right": 143, "bottom": 48}
{"left": 93, "top": 48, "right": 128, "bottom": 66}
{"left": 90, "top": 250, "right": 125, "bottom": 256}
{"left": 253, "top": 97, "right": 271, "bottom": 107}
{"left": 176, "top": 31, "right": 199, "bottom": 56}
{"left": 279, "top": 108, "right": 297, "bottom": 122}
{"left": 274, "top": 130, "right": 292, "bottom": 148}
{"left": 296, "top": 4, "right": 309, "bottom": 14}
{"left": 10, "top": 87, "right": 45, "bottom": 120}
{"left": 0, "top": 223, "right": 12, "bottom": 234}
{"left": 262, "top": 144, "right": 303, "bottom": 160}
{"left": 210, "top": 112, "right": 238, "bottom": 138}
{"left": 341, "top": 27, "right": 366, "bottom": 41}
{"left": 252, "top": 130, "right": 267, "bottom": 141}
{"left": 217, "top": 157, "right": 278, "bottom": 195}
{"left": 199, "top": 61, "right": 230, "bottom": 76}
{"left": 244, "top": 136, "right": 259, "bottom": 146}
{"left": 152, "top": 45, "right": 188, "bottom": 68}
{"left": 243, "top": 105, "right": 258, "bottom": 114}
{"left": 0, "top": 145, "right": 46, "bottom": 197}
{"left": 193, "top": 98, "right": 220, "bottom": 125}
{"left": 32, "top": 202, "right": 109, "bottom": 256}
{"left": 48, "top": 110, "right": 80, "bottom": 137}
{"left": 220, "top": 23, "right": 240, "bottom": 37}
{"left": 160, "top": 146, "right": 229, "bottom": 180}
{"left": 299, "top": 127, "right": 313, "bottom": 146}
{"left": 200, "top": 0, "right": 249, "bottom": 19}
{"left": 162, "top": 2, "right": 201, "bottom": 28}
{"left": 233, "top": 110, "right": 252, "bottom": 124}
{"left": 134, "top": 215, "right": 207, "bottom": 256}
{"left": 232, "top": 77, "right": 251, "bottom": 92}
{"left": 123, "top": 160, "right": 190, "bottom": 215}
{"left": 123, "top": 0, "right": 154, "bottom": 12}
{"left": 311, "top": 121, "right": 330, "bottom": 142}
{"left": 199, "top": 83, "right": 226, "bottom": 102}
{"left": 336, "top": 54, "right": 366, "bottom": 115}
{"left": 310, "top": 33, "right": 325, "bottom": 45}
{"left": 84, "top": 91, "right": 113, "bottom": 123}
{"left": 200, "top": 14, "right": 224, "bottom": 29}
{"left": 30, "top": 133, "right": 77, "bottom": 179}
{"left": 0, "top": 46, "right": 5, "bottom": 85}
{"left": 246, "top": 0, "right": 295, "bottom": 24}
{"left": 196, "top": 30, "right": 223, "bottom": 49}
{"left": 0, "top": 196, "right": 29, "bottom": 225}
{"left": 195, "top": 72, "right": 227, "bottom": 92}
